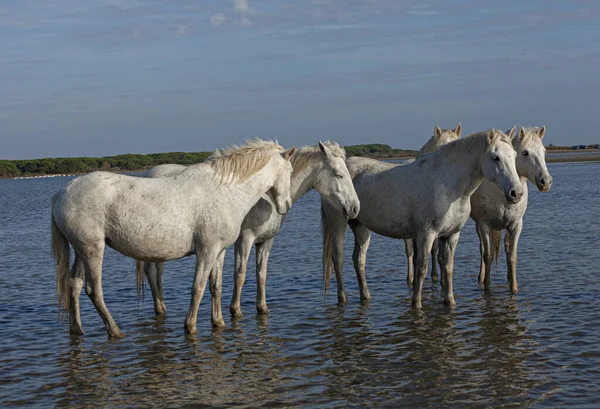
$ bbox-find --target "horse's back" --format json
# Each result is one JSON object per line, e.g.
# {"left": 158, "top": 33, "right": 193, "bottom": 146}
{"left": 346, "top": 157, "right": 398, "bottom": 179}
{"left": 144, "top": 164, "right": 188, "bottom": 179}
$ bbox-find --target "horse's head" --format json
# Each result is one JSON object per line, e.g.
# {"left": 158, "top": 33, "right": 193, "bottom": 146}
{"left": 513, "top": 126, "right": 552, "bottom": 192}
{"left": 314, "top": 141, "right": 360, "bottom": 219}
{"left": 433, "top": 123, "right": 462, "bottom": 146}
{"left": 269, "top": 147, "right": 296, "bottom": 215}
{"left": 481, "top": 127, "right": 523, "bottom": 204}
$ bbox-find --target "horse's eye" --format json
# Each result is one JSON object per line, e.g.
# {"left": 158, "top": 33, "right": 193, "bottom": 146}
{"left": 523, "top": 151, "right": 529, "bottom": 156}
{"left": 336, "top": 174, "right": 344, "bottom": 179}
{"left": 493, "top": 156, "right": 500, "bottom": 161}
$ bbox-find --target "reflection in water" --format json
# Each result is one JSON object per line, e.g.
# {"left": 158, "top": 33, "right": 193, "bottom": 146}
{"left": 1, "top": 163, "right": 600, "bottom": 407}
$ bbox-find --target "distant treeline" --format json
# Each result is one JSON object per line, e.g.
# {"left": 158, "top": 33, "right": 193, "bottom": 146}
{"left": 0, "top": 144, "right": 420, "bottom": 178}
{"left": 344, "top": 144, "right": 418, "bottom": 158}
{"left": 0, "top": 152, "right": 211, "bottom": 178}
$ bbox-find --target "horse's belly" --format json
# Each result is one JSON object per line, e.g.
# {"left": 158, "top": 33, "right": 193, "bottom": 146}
{"left": 105, "top": 231, "right": 194, "bottom": 262}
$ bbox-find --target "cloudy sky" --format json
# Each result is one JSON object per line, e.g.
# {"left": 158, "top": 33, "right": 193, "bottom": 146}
{"left": 2, "top": 0, "right": 599, "bottom": 159}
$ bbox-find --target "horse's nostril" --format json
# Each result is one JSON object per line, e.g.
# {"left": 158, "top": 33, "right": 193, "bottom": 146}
{"left": 510, "top": 189, "right": 517, "bottom": 198}
{"left": 540, "top": 177, "right": 545, "bottom": 186}
{"left": 351, "top": 206, "right": 358, "bottom": 216}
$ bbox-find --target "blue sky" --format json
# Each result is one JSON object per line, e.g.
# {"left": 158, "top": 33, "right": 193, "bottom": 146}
{"left": 2, "top": 0, "right": 599, "bottom": 159}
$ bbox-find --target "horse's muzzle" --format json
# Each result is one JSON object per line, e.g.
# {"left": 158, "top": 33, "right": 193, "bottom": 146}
{"left": 536, "top": 175, "right": 553, "bottom": 192}
{"left": 506, "top": 187, "right": 524, "bottom": 204}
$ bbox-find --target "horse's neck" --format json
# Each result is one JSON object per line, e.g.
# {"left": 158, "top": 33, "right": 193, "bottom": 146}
{"left": 290, "top": 163, "right": 318, "bottom": 203}
{"left": 438, "top": 149, "right": 484, "bottom": 199}
{"left": 225, "top": 161, "right": 282, "bottom": 214}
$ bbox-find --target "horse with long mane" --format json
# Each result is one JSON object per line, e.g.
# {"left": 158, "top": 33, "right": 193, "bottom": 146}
{"left": 322, "top": 128, "right": 523, "bottom": 309}
{"left": 51, "top": 139, "right": 296, "bottom": 337}
{"left": 471, "top": 126, "right": 552, "bottom": 292}
{"left": 137, "top": 141, "right": 360, "bottom": 319}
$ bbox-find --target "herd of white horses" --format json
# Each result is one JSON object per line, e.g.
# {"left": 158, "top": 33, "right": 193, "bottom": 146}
{"left": 51, "top": 124, "right": 552, "bottom": 338}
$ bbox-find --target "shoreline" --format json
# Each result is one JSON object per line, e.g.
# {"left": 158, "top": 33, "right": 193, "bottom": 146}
{"left": 2, "top": 153, "right": 598, "bottom": 181}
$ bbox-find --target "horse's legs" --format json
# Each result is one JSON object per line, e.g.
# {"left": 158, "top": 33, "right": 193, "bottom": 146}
{"left": 349, "top": 220, "right": 372, "bottom": 301}
{"left": 404, "top": 239, "right": 414, "bottom": 288}
{"left": 184, "top": 248, "right": 219, "bottom": 335}
{"left": 145, "top": 262, "right": 166, "bottom": 316}
{"left": 476, "top": 223, "right": 493, "bottom": 290}
{"left": 69, "top": 254, "right": 85, "bottom": 335}
{"left": 430, "top": 239, "right": 439, "bottom": 283}
{"left": 81, "top": 242, "right": 124, "bottom": 338}
{"left": 255, "top": 238, "right": 274, "bottom": 315}
{"left": 505, "top": 223, "right": 522, "bottom": 293}
{"left": 475, "top": 223, "right": 487, "bottom": 288}
{"left": 209, "top": 249, "right": 226, "bottom": 328}
{"left": 438, "top": 232, "right": 460, "bottom": 306}
{"left": 230, "top": 234, "right": 254, "bottom": 319}
{"left": 411, "top": 233, "right": 435, "bottom": 309}
{"left": 332, "top": 223, "right": 348, "bottom": 304}
{"left": 321, "top": 201, "right": 348, "bottom": 303}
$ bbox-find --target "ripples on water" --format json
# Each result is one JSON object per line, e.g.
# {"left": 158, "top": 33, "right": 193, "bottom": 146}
{"left": 0, "top": 162, "right": 599, "bottom": 408}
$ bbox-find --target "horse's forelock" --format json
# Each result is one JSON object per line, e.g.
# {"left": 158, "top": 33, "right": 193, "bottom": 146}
{"left": 514, "top": 127, "right": 545, "bottom": 150}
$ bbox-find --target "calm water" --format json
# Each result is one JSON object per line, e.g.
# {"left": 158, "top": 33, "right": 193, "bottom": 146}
{"left": 1, "top": 162, "right": 599, "bottom": 408}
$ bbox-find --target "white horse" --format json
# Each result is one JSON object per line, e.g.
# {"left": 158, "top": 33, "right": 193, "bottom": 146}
{"left": 470, "top": 126, "right": 552, "bottom": 292}
{"left": 404, "top": 123, "right": 462, "bottom": 287}
{"left": 137, "top": 141, "right": 361, "bottom": 318}
{"left": 322, "top": 129, "right": 523, "bottom": 309}
{"left": 51, "top": 139, "right": 296, "bottom": 337}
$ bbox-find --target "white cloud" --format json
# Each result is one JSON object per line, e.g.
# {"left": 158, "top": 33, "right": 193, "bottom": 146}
{"left": 233, "top": 0, "right": 254, "bottom": 16}
{"left": 210, "top": 13, "right": 227, "bottom": 27}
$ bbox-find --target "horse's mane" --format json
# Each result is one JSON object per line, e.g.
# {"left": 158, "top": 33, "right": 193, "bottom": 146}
{"left": 290, "top": 141, "right": 346, "bottom": 177}
{"left": 513, "top": 127, "right": 544, "bottom": 150}
{"left": 206, "top": 138, "right": 285, "bottom": 184}
{"left": 435, "top": 129, "right": 512, "bottom": 157}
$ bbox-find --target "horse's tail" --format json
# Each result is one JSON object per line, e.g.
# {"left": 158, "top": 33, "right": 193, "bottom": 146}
{"left": 321, "top": 203, "right": 334, "bottom": 295}
{"left": 491, "top": 229, "right": 502, "bottom": 267}
{"left": 51, "top": 193, "right": 71, "bottom": 318}
{"left": 135, "top": 260, "right": 146, "bottom": 302}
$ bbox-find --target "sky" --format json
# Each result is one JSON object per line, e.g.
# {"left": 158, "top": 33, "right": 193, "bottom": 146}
{"left": 1, "top": 0, "right": 600, "bottom": 159}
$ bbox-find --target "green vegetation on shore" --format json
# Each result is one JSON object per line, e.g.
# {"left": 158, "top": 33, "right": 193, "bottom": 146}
{"left": 0, "top": 152, "right": 211, "bottom": 178}
{"left": 0, "top": 144, "right": 418, "bottom": 178}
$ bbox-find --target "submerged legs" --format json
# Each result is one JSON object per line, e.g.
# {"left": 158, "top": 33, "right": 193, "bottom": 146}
{"left": 68, "top": 255, "right": 85, "bottom": 335}
{"left": 230, "top": 234, "right": 254, "bottom": 319}
{"left": 505, "top": 223, "right": 522, "bottom": 293}
{"left": 405, "top": 239, "right": 414, "bottom": 288}
{"left": 476, "top": 223, "right": 493, "bottom": 290}
{"left": 145, "top": 261, "right": 166, "bottom": 316}
{"left": 438, "top": 232, "right": 460, "bottom": 306}
{"left": 256, "top": 238, "right": 274, "bottom": 315}
{"left": 411, "top": 234, "right": 435, "bottom": 309}
{"left": 210, "top": 250, "right": 226, "bottom": 328}
{"left": 184, "top": 248, "right": 219, "bottom": 335}
{"left": 81, "top": 243, "right": 124, "bottom": 338}
{"left": 349, "top": 220, "right": 372, "bottom": 302}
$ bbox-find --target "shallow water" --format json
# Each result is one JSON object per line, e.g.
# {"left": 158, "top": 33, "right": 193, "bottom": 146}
{"left": 1, "top": 162, "right": 599, "bottom": 408}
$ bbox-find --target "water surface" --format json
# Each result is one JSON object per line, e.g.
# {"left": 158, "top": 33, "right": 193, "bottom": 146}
{"left": 1, "top": 162, "right": 599, "bottom": 408}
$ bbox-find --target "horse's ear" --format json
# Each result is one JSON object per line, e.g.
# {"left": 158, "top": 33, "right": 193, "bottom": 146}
{"left": 538, "top": 125, "right": 546, "bottom": 139}
{"left": 318, "top": 141, "right": 331, "bottom": 158}
{"left": 506, "top": 125, "right": 516, "bottom": 139}
{"left": 284, "top": 147, "right": 297, "bottom": 161}
{"left": 434, "top": 125, "right": 442, "bottom": 139}
{"left": 455, "top": 123, "right": 462, "bottom": 137}
{"left": 487, "top": 128, "right": 496, "bottom": 143}
{"left": 518, "top": 127, "right": 526, "bottom": 141}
